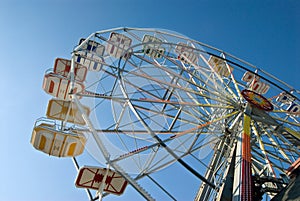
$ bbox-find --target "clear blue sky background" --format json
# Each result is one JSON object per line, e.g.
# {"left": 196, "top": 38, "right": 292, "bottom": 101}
{"left": 0, "top": 0, "right": 299, "bottom": 201}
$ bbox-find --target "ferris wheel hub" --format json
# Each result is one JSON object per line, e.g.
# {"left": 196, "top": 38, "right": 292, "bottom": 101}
{"left": 241, "top": 89, "right": 274, "bottom": 111}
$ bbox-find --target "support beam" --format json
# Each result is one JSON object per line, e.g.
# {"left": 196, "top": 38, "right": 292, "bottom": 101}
{"left": 232, "top": 112, "right": 253, "bottom": 201}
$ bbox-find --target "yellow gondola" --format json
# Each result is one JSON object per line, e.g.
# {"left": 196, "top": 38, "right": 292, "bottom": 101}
{"left": 46, "top": 99, "right": 90, "bottom": 126}
{"left": 208, "top": 55, "right": 233, "bottom": 77}
{"left": 30, "top": 123, "right": 86, "bottom": 157}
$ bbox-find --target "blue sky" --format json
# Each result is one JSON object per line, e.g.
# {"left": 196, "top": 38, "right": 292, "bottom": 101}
{"left": 0, "top": 0, "right": 299, "bottom": 201}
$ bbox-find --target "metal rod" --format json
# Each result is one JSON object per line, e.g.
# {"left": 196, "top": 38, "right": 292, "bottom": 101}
{"left": 72, "top": 157, "right": 94, "bottom": 201}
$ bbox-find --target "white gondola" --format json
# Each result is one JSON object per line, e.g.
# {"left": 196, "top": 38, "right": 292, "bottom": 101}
{"left": 43, "top": 73, "right": 85, "bottom": 101}
{"left": 241, "top": 71, "right": 270, "bottom": 94}
{"left": 175, "top": 42, "right": 198, "bottom": 65}
{"left": 142, "top": 35, "right": 165, "bottom": 58}
{"left": 287, "top": 103, "right": 300, "bottom": 116}
{"left": 31, "top": 123, "right": 86, "bottom": 157}
{"left": 106, "top": 32, "right": 132, "bottom": 59}
{"left": 75, "top": 166, "right": 128, "bottom": 195}
{"left": 54, "top": 58, "right": 87, "bottom": 82}
{"left": 276, "top": 91, "right": 295, "bottom": 104}
{"left": 208, "top": 56, "right": 233, "bottom": 77}
{"left": 75, "top": 39, "right": 105, "bottom": 72}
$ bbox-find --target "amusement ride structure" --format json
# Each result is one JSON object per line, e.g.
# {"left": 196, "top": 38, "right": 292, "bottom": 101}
{"left": 31, "top": 27, "right": 300, "bottom": 201}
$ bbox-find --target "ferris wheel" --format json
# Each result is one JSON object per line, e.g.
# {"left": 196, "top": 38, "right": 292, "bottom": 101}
{"left": 31, "top": 27, "right": 300, "bottom": 201}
